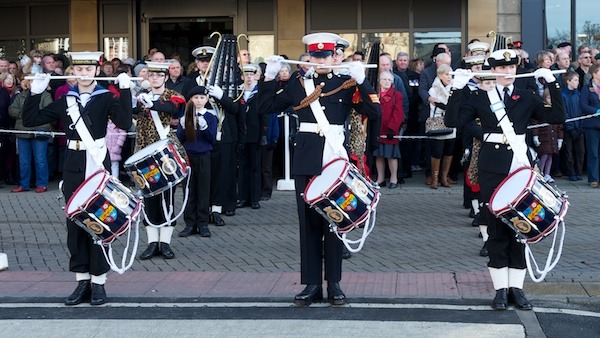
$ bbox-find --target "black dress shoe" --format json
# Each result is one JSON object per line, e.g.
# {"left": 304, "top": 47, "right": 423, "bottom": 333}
{"left": 199, "top": 226, "right": 212, "bottom": 237}
{"left": 327, "top": 281, "right": 346, "bottom": 305}
{"left": 469, "top": 207, "right": 476, "bottom": 218}
{"left": 139, "top": 242, "right": 160, "bottom": 260}
{"left": 479, "top": 242, "right": 489, "bottom": 257}
{"left": 388, "top": 183, "right": 398, "bottom": 189}
{"left": 236, "top": 200, "right": 249, "bottom": 209}
{"left": 509, "top": 288, "right": 533, "bottom": 310}
{"left": 342, "top": 247, "right": 352, "bottom": 259}
{"left": 376, "top": 181, "right": 386, "bottom": 188}
{"left": 251, "top": 202, "right": 261, "bottom": 209}
{"left": 225, "top": 210, "right": 235, "bottom": 216}
{"left": 212, "top": 212, "right": 225, "bottom": 226}
{"left": 294, "top": 284, "right": 323, "bottom": 306}
{"left": 90, "top": 283, "right": 107, "bottom": 306}
{"left": 179, "top": 226, "right": 198, "bottom": 237}
{"left": 260, "top": 195, "right": 271, "bottom": 201}
{"left": 160, "top": 243, "right": 175, "bottom": 259}
{"left": 65, "top": 280, "right": 91, "bottom": 305}
{"left": 492, "top": 288, "right": 508, "bottom": 310}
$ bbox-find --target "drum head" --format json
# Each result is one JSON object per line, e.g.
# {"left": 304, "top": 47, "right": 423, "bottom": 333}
{"left": 304, "top": 159, "right": 347, "bottom": 202}
{"left": 65, "top": 171, "right": 107, "bottom": 215}
{"left": 125, "top": 139, "right": 170, "bottom": 165}
{"left": 490, "top": 168, "right": 533, "bottom": 213}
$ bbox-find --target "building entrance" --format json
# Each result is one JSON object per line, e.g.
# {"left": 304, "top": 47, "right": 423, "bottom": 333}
{"left": 148, "top": 16, "right": 233, "bottom": 67}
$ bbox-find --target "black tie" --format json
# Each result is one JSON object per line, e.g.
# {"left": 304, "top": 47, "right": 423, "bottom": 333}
{"left": 503, "top": 87, "right": 510, "bottom": 105}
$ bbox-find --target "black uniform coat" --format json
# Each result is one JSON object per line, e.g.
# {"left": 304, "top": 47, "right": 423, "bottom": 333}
{"left": 259, "top": 71, "right": 380, "bottom": 285}
{"left": 23, "top": 86, "right": 132, "bottom": 275}
{"left": 458, "top": 81, "right": 565, "bottom": 269}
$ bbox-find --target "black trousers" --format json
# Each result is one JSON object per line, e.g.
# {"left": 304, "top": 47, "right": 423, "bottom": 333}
{"left": 184, "top": 154, "right": 211, "bottom": 228}
{"left": 563, "top": 132, "right": 585, "bottom": 176}
{"left": 479, "top": 169, "right": 526, "bottom": 269}
{"left": 238, "top": 143, "right": 261, "bottom": 204}
{"left": 63, "top": 170, "right": 110, "bottom": 276}
{"left": 210, "top": 143, "right": 237, "bottom": 211}
{"left": 261, "top": 146, "right": 274, "bottom": 197}
{"left": 144, "top": 185, "right": 177, "bottom": 227}
{"left": 294, "top": 174, "right": 343, "bottom": 285}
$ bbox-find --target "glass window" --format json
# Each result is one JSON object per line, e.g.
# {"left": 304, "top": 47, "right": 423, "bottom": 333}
{"left": 361, "top": 32, "right": 410, "bottom": 60}
{"left": 104, "top": 37, "right": 130, "bottom": 60}
{"left": 545, "top": 0, "right": 571, "bottom": 48}
{"left": 309, "top": 0, "right": 358, "bottom": 31}
{"left": 575, "top": 0, "right": 600, "bottom": 51}
{"left": 0, "top": 39, "right": 27, "bottom": 61}
{"left": 248, "top": 34, "right": 274, "bottom": 63}
{"left": 31, "top": 38, "right": 70, "bottom": 55}
{"left": 413, "top": 31, "right": 461, "bottom": 68}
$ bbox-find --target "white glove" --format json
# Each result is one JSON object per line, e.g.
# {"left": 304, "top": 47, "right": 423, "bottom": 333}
{"left": 137, "top": 93, "right": 154, "bottom": 108}
{"left": 451, "top": 69, "right": 473, "bottom": 90}
{"left": 557, "top": 139, "right": 563, "bottom": 150}
{"left": 197, "top": 116, "right": 208, "bottom": 130}
{"left": 115, "top": 73, "right": 132, "bottom": 89}
{"left": 207, "top": 85, "right": 223, "bottom": 100}
{"left": 533, "top": 68, "right": 556, "bottom": 83}
{"left": 533, "top": 135, "right": 541, "bottom": 147}
{"left": 346, "top": 61, "right": 366, "bottom": 85}
{"left": 30, "top": 73, "right": 51, "bottom": 95}
{"left": 265, "top": 55, "right": 284, "bottom": 79}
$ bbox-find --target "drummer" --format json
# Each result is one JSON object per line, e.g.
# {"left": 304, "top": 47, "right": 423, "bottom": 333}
{"left": 259, "top": 32, "right": 380, "bottom": 306}
{"left": 454, "top": 49, "right": 565, "bottom": 311}
{"left": 134, "top": 61, "right": 188, "bottom": 261}
{"left": 22, "top": 51, "right": 133, "bottom": 306}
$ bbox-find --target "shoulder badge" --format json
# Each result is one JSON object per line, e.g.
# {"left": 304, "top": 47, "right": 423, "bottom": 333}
{"left": 368, "top": 94, "right": 380, "bottom": 104}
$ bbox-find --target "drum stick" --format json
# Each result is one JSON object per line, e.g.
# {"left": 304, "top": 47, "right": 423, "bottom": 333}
{"left": 24, "top": 75, "right": 145, "bottom": 81}
{"left": 283, "top": 59, "right": 377, "bottom": 69}
{"left": 505, "top": 69, "right": 566, "bottom": 79}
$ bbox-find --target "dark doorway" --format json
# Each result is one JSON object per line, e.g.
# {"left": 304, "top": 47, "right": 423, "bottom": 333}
{"left": 148, "top": 16, "right": 233, "bottom": 69}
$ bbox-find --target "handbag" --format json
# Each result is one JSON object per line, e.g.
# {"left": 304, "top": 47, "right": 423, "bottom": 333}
{"left": 425, "top": 107, "right": 453, "bottom": 136}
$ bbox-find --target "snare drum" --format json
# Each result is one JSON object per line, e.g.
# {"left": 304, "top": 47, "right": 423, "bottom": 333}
{"left": 65, "top": 170, "right": 143, "bottom": 245}
{"left": 488, "top": 167, "right": 569, "bottom": 244}
{"left": 303, "top": 158, "right": 380, "bottom": 233}
{"left": 124, "top": 138, "right": 188, "bottom": 197}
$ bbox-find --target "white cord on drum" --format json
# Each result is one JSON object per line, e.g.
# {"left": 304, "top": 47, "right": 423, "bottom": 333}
{"left": 524, "top": 218, "right": 566, "bottom": 282}
{"left": 100, "top": 212, "right": 141, "bottom": 274}
{"left": 337, "top": 193, "right": 380, "bottom": 253}
{"left": 143, "top": 166, "right": 191, "bottom": 227}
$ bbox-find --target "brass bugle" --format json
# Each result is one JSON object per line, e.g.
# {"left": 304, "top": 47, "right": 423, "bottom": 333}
{"left": 448, "top": 69, "right": 566, "bottom": 79}
{"left": 24, "top": 75, "right": 145, "bottom": 81}
{"left": 283, "top": 59, "right": 378, "bottom": 69}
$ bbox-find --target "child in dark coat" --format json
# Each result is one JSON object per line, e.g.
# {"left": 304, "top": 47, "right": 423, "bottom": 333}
{"left": 176, "top": 86, "right": 218, "bottom": 238}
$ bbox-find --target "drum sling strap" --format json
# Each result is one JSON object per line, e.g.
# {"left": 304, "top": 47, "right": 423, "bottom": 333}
{"left": 66, "top": 95, "right": 108, "bottom": 178}
{"left": 486, "top": 89, "right": 566, "bottom": 282}
{"left": 303, "top": 76, "right": 348, "bottom": 165}
{"left": 486, "top": 88, "right": 529, "bottom": 172}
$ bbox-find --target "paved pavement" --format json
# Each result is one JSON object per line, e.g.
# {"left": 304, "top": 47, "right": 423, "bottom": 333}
{"left": 0, "top": 172, "right": 599, "bottom": 307}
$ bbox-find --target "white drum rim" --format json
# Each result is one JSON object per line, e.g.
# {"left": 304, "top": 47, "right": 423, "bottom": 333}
{"left": 489, "top": 166, "right": 534, "bottom": 214}
{"left": 125, "top": 138, "right": 172, "bottom": 165}
{"left": 65, "top": 170, "right": 108, "bottom": 216}
{"left": 304, "top": 158, "right": 349, "bottom": 204}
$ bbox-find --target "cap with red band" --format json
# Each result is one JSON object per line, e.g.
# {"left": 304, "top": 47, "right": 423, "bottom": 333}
{"left": 302, "top": 32, "right": 341, "bottom": 57}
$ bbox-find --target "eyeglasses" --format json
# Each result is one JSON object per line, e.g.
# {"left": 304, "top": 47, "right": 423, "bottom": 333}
{"left": 582, "top": 56, "right": 592, "bottom": 59}
{"left": 149, "top": 73, "right": 166, "bottom": 78}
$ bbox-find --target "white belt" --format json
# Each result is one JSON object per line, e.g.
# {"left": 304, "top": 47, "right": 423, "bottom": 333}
{"left": 483, "top": 133, "right": 525, "bottom": 144}
{"left": 298, "top": 123, "right": 344, "bottom": 135}
{"left": 67, "top": 138, "right": 106, "bottom": 151}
